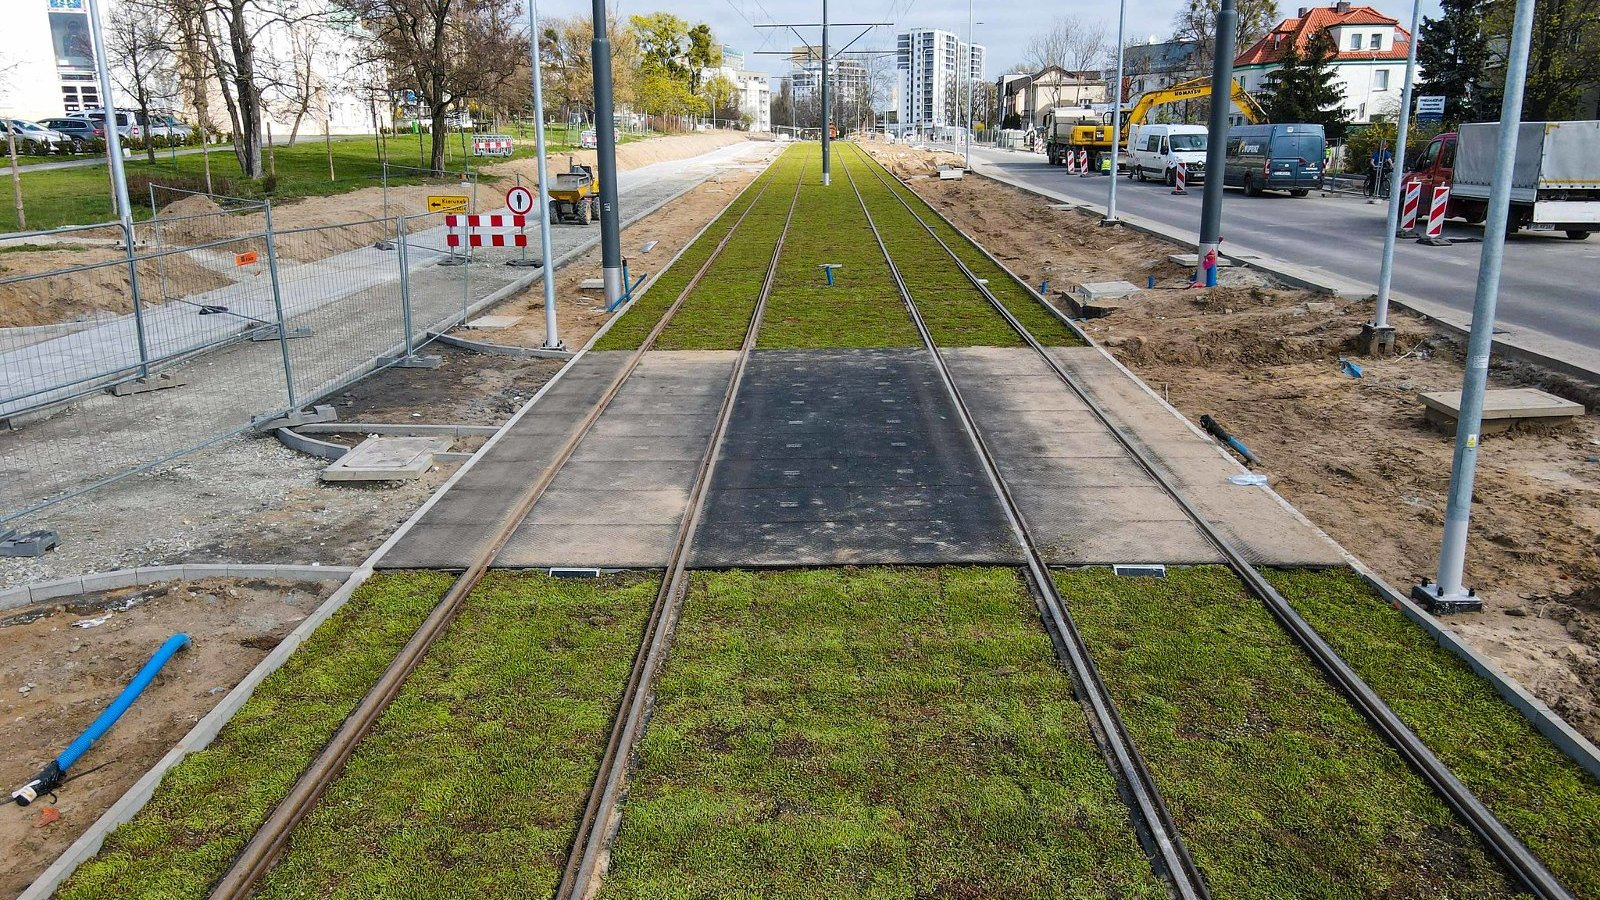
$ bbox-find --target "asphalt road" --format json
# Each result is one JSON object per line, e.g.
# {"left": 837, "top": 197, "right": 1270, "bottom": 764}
{"left": 964, "top": 144, "right": 1600, "bottom": 364}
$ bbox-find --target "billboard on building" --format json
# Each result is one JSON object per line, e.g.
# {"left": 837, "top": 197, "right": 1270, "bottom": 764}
{"left": 50, "top": 10, "right": 95, "bottom": 70}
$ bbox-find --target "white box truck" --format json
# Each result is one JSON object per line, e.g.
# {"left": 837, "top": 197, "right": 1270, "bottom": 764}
{"left": 1406, "top": 121, "right": 1600, "bottom": 240}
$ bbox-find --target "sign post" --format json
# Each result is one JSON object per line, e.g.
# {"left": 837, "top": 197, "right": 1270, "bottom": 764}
{"left": 505, "top": 183, "right": 538, "bottom": 266}
{"left": 1415, "top": 95, "right": 1445, "bottom": 122}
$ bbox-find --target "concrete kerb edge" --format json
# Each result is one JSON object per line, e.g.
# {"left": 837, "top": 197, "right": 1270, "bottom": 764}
{"left": 0, "top": 564, "right": 356, "bottom": 613}
{"left": 19, "top": 149, "right": 778, "bottom": 896}
{"left": 960, "top": 162, "right": 1600, "bottom": 777}
{"left": 1351, "top": 560, "right": 1600, "bottom": 781}
{"left": 425, "top": 331, "right": 576, "bottom": 359}
{"left": 17, "top": 565, "right": 369, "bottom": 900}
{"left": 971, "top": 165, "right": 1600, "bottom": 385}
{"left": 273, "top": 426, "right": 349, "bottom": 460}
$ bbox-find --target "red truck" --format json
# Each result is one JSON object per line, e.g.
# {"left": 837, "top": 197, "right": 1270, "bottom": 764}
{"left": 1404, "top": 121, "right": 1599, "bottom": 241}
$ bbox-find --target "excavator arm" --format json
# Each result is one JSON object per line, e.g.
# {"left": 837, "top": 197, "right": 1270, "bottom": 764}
{"left": 1122, "top": 76, "right": 1266, "bottom": 130}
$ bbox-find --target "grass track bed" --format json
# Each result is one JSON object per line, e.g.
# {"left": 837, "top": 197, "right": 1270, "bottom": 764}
{"left": 1268, "top": 568, "right": 1600, "bottom": 898}
{"left": 252, "top": 572, "right": 656, "bottom": 898}
{"left": 601, "top": 567, "right": 1164, "bottom": 900}
{"left": 1056, "top": 566, "right": 1521, "bottom": 899}
{"left": 756, "top": 166, "right": 919, "bottom": 349}
{"left": 593, "top": 156, "right": 783, "bottom": 352}
{"left": 57, "top": 572, "right": 454, "bottom": 900}
{"left": 846, "top": 144, "right": 1084, "bottom": 347}
{"left": 838, "top": 148, "right": 1024, "bottom": 348}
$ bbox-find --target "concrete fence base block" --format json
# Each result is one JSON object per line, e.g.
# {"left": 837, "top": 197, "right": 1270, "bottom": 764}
{"left": 376, "top": 353, "right": 443, "bottom": 369}
{"left": 251, "top": 404, "right": 337, "bottom": 433}
{"left": 108, "top": 372, "right": 187, "bottom": 397}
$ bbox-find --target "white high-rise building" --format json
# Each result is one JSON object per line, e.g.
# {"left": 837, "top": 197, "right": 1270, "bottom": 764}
{"left": 895, "top": 28, "right": 985, "bottom": 131}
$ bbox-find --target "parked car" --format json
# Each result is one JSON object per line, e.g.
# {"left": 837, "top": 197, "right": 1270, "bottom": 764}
{"left": 1128, "top": 123, "right": 1208, "bottom": 185}
{"left": 1404, "top": 121, "right": 1599, "bottom": 241}
{"left": 145, "top": 113, "right": 193, "bottom": 140}
{"left": 1, "top": 119, "right": 65, "bottom": 153}
{"left": 70, "top": 109, "right": 143, "bottom": 141}
{"left": 1223, "top": 123, "right": 1325, "bottom": 196}
{"left": 38, "top": 117, "right": 103, "bottom": 147}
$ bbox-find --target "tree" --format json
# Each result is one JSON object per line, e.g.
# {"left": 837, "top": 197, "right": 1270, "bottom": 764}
{"left": 1417, "top": 0, "right": 1495, "bottom": 123}
{"left": 1485, "top": 0, "right": 1600, "bottom": 120}
{"left": 1024, "top": 16, "right": 1109, "bottom": 115}
{"left": 1171, "top": 0, "right": 1280, "bottom": 74}
{"left": 107, "top": 0, "right": 178, "bottom": 164}
{"left": 539, "top": 15, "right": 639, "bottom": 125}
{"left": 628, "top": 13, "right": 716, "bottom": 128}
{"left": 704, "top": 73, "right": 739, "bottom": 124}
{"left": 686, "top": 22, "right": 719, "bottom": 93}
{"left": 353, "top": 0, "right": 526, "bottom": 173}
{"left": 1260, "top": 28, "right": 1346, "bottom": 126}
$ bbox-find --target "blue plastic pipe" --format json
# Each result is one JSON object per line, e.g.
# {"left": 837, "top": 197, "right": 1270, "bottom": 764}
{"left": 11, "top": 633, "right": 190, "bottom": 805}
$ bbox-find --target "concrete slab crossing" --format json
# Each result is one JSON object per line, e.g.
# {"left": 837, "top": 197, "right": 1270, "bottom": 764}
{"left": 691, "top": 348, "right": 1020, "bottom": 567}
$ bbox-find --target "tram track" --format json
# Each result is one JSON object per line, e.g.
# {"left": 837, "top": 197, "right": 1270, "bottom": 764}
{"left": 837, "top": 139, "right": 1575, "bottom": 900}
{"left": 836, "top": 142, "right": 1210, "bottom": 900}
{"left": 201, "top": 152, "right": 802, "bottom": 900}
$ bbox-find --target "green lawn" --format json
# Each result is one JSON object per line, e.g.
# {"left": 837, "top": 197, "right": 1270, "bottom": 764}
{"left": 1056, "top": 566, "right": 1521, "bottom": 899}
{"left": 1, "top": 134, "right": 540, "bottom": 232}
{"left": 58, "top": 572, "right": 454, "bottom": 899}
{"left": 601, "top": 567, "right": 1165, "bottom": 900}
{"left": 1268, "top": 568, "right": 1600, "bottom": 899}
{"left": 255, "top": 572, "right": 656, "bottom": 899}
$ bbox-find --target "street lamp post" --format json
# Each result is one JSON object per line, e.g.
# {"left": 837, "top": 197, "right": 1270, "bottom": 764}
{"left": 528, "top": 0, "right": 561, "bottom": 349}
{"left": 1365, "top": 0, "right": 1423, "bottom": 356}
{"left": 964, "top": 1, "right": 975, "bottom": 169}
{"left": 1104, "top": 0, "right": 1128, "bottom": 225}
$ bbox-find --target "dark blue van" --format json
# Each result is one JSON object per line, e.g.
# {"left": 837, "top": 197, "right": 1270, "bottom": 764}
{"left": 1223, "top": 124, "right": 1326, "bottom": 196}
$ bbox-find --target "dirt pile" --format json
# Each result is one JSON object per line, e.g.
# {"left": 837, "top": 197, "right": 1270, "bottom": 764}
{"left": 0, "top": 249, "right": 230, "bottom": 329}
{"left": 888, "top": 147, "right": 1600, "bottom": 744}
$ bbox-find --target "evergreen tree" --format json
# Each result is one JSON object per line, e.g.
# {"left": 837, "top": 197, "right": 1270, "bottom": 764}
{"left": 1417, "top": 0, "right": 1495, "bottom": 123}
{"left": 1262, "top": 28, "right": 1347, "bottom": 126}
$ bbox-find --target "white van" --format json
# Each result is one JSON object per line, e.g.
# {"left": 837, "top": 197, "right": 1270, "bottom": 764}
{"left": 1129, "top": 124, "right": 1208, "bottom": 185}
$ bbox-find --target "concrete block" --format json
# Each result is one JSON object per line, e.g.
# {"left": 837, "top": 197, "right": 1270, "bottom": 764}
{"left": 1068, "top": 281, "right": 1142, "bottom": 318}
{"left": 1167, "top": 253, "right": 1234, "bottom": 268}
{"left": 1, "top": 586, "right": 32, "bottom": 611}
{"left": 29, "top": 577, "right": 84, "bottom": 603}
{"left": 181, "top": 564, "right": 232, "bottom": 583}
{"left": 579, "top": 278, "right": 605, "bottom": 291}
{"left": 321, "top": 436, "right": 451, "bottom": 482}
{"left": 938, "top": 167, "right": 965, "bottom": 180}
{"left": 1421, "top": 388, "right": 1584, "bottom": 434}
{"left": 109, "top": 372, "right": 187, "bottom": 397}
{"left": 465, "top": 315, "right": 523, "bottom": 330}
{"left": 78, "top": 570, "right": 138, "bottom": 594}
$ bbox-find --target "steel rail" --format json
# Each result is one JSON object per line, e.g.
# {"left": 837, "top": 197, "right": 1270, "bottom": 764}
{"left": 206, "top": 153, "right": 794, "bottom": 900}
{"left": 844, "top": 141, "right": 1576, "bottom": 900}
{"left": 555, "top": 153, "right": 810, "bottom": 900}
{"left": 835, "top": 144, "right": 1210, "bottom": 900}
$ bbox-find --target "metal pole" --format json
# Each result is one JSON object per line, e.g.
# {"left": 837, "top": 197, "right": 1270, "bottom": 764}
{"left": 1104, "top": 0, "right": 1127, "bottom": 224}
{"left": 964, "top": 0, "right": 974, "bottom": 169}
{"left": 590, "top": 0, "right": 624, "bottom": 306}
{"left": 397, "top": 215, "right": 415, "bottom": 358}
{"left": 1368, "top": 0, "right": 1422, "bottom": 352}
{"left": 530, "top": 0, "right": 561, "bottom": 349}
{"left": 1419, "top": 0, "right": 1537, "bottom": 612}
{"left": 262, "top": 200, "right": 297, "bottom": 409}
{"left": 1196, "top": 0, "right": 1237, "bottom": 287}
{"left": 821, "top": 0, "right": 831, "bottom": 186}
{"left": 87, "top": 0, "right": 148, "bottom": 376}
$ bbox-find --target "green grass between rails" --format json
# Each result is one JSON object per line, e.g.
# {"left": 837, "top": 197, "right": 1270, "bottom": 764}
{"left": 601, "top": 567, "right": 1165, "bottom": 900}
{"left": 1055, "top": 566, "right": 1523, "bottom": 899}
{"left": 756, "top": 157, "right": 920, "bottom": 349}
{"left": 593, "top": 144, "right": 800, "bottom": 352}
{"left": 254, "top": 572, "right": 656, "bottom": 899}
{"left": 845, "top": 144, "right": 1085, "bottom": 348}
{"left": 838, "top": 148, "right": 1025, "bottom": 349}
{"left": 57, "top": 572, "right": 454, "bottom": 900}
{"left": 1267, "top": 568, "right": 1600, "bottom": 898}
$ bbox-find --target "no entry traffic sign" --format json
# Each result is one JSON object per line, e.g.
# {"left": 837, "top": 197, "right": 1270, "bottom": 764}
{"left": 506, "top": 185, "right": 535, "bottom": 215}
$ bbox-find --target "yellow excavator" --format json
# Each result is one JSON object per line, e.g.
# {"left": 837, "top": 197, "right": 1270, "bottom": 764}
{"left": 1044, "top": 77, "right": 1267, "bottom": 169}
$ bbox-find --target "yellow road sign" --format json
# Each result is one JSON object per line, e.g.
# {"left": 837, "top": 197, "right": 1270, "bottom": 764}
{"left": 427, "top": 195, "right": 469, "bottom": 213}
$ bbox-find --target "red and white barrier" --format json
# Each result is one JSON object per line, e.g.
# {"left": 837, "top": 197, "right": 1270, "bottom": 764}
{"left": 472, "top": 136, "right": 514, "bottom": 156}
{"left": 445, "top": 214, "right": 527, "bottom": 229}
{"left": 1420, "top": 185, "right": 1449, "bottom": 244}
{"left": 445, "top": 213, "right": 529, "bottom": 249}
{"left": 1172, "top": 161, "right": 1188, "bottom": 195}
{"left": 448, "top": 232, "right": 529, "bottom": 248}
{"left": 1065, "top": 150, "right": 1076, "bottom": 174}
{"left": 1399, "top": 181, "right": 1422, "bottom": 233}
{"left": 1077, "top": 149, "right": 1089, "bottom": 177}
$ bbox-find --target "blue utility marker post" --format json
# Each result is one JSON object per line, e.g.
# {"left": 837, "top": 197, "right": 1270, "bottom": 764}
{"left": 819, "top": 264, "right": 842, "bottom": 286}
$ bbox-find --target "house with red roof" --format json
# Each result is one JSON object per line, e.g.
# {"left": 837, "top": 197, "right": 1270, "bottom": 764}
{"left": 1234, "top": 1, "right": 1418, "bottom": 123}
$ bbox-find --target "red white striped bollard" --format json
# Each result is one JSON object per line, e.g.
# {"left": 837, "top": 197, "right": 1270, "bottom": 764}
{"left": 1172, "top": 160, "right": 1188, "bottom": 195}
{"left": 1398, "top": 180, "right": 1422, "bottom": 235}
{"left": 1065, "top": 149, "right": 1076, "bottom": 174}
{"left": 1078, "top": 149, "right": 1090, "bottom": 177}
{"left": 1418, "top": 186, "right": 1450, "bottom": 246}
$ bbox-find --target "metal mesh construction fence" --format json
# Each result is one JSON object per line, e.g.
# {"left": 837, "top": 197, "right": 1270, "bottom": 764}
{"left": 0, "top": 169, "right": 543, "bottom": 530}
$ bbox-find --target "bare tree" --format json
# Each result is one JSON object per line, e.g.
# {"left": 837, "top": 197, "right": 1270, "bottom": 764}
{"left": 108, "top": 1, "right": 178, "bottom": 163}
{"left": 1024, "top": 16, "right": 1109, "bottom": 115}
{"left": 352, "top": 0, "right": 526, "bottom": 173}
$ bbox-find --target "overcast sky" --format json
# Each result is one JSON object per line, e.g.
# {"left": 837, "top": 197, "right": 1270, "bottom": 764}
{"left": 528, "top": 0, "right": 1441, "bottom": 79}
